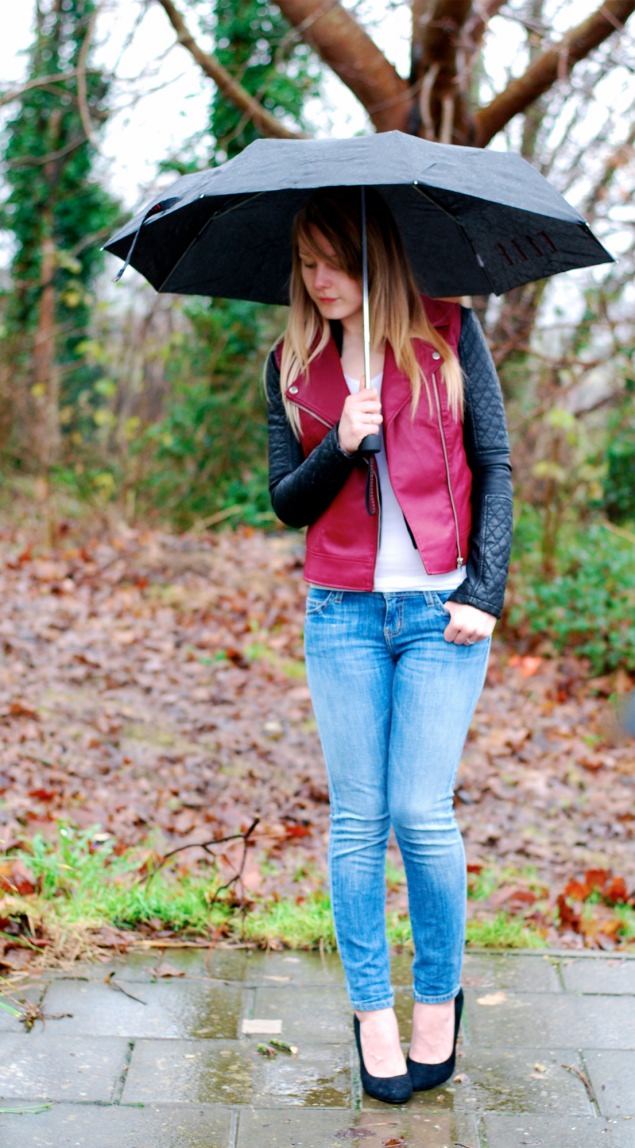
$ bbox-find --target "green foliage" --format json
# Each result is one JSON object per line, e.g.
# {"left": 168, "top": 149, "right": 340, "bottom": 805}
{"left": 240, "top": 893, "right": 336, "bottom": 949}
{"left": 7, "top": 826, "right": 223, "bottom": 933}
{"left": 466, "top": 914, "right": 547, "bottom": 950}
{"left": 507, "top": 504, "right": 635, "bottom": 673}
{"left": 121, "top": 1, "right": 321, "bottom": 524}
{"left": 0, "top": 0, "right": 120, "bottom": 412}
{"left": 603, "top": 379, "right": 635, "bottom": 524}
{"left": 128, "top": 298, "right": 281, "bottom": 528}
{"left": 1, "top": 825, "right": 337, "bottom": 948}
{"left": 1, "top": 826, "right": 553, "bottom": 953}
{"left": 207, "top": 0, "right": 322, "bottom": 160}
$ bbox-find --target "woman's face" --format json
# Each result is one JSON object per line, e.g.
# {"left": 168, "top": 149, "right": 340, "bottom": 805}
{"left": 298, "top": 226, "right": 363, "bottom": 327}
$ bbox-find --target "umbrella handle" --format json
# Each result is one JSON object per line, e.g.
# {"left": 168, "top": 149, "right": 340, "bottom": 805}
{"left": 359, "top": 433, "right": 381, "bottom": 455}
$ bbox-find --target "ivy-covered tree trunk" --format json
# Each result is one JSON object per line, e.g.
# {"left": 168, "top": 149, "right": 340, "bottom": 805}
{"left": 1, "top": 0, "right": 119, "bottom": 473}
{"left": 133, "top": 0, "right": 323, "bottom": 528}
{"left": 31, "top": 208, "right": 60, "bottom": 469}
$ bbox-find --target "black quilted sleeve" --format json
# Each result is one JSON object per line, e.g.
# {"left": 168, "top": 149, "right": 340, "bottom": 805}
{"left": 447, "top": 308, "right": 513, "bottom": 618}
{"left": 265, "top": 351, "right": 357, "bottom": 528}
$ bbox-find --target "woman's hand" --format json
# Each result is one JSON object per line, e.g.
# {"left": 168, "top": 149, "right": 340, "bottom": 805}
{"left": 338, "top": 388, "right": 382, "bottom": 455}
{"left": 442, "top": 601, "right": 496, "bottom": 645}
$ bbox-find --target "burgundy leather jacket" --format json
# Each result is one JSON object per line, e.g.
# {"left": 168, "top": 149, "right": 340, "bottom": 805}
{"left": 266, "top": 302, "right": 513, "bottom": 617}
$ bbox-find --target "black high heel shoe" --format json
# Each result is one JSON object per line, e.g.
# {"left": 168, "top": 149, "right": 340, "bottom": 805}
{"left": 353, "top": 1015, "right": 413, "bottom": 1105}
{"left": 406, "top": 988, "right": 464, "bottom": 1092}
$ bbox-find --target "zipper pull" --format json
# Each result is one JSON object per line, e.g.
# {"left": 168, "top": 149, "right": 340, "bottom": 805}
{"left": 365, "top": 458, "right": 378, "bottom": 516}
{"left": 457, "top": 556, "right": 464, "bottom": 569}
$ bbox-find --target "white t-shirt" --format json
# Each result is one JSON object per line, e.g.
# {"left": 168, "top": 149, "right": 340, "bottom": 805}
{"left": 345, "top": 371, "right": 467, "bottom": 593}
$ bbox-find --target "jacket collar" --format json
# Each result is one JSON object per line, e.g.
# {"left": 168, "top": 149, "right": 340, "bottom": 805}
{"left": 284, "top": 296, "right": 456, "bottom": 427}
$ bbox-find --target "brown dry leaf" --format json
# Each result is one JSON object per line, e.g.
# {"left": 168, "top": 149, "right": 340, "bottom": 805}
{"left": 7, "top": 701, "right": 40, "bottom": 720}
{"left": 508, "top": 654, "right": 543, "bottom": 677}
{"left": 0, "top": 522, "right": 633, "bottom": 960}
{"left": 0, "top": 860, "right": 38, "bottom": 896}
{"left": 151, "top": 961, "right": 186, "bottom": 978}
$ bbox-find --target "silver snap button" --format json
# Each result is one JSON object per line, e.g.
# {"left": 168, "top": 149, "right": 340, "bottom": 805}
{"left": 288, "top": 385, "right": 299, "bottom": 394}
{"left": 431, "top": 351, "right": 441, "bottom": 360}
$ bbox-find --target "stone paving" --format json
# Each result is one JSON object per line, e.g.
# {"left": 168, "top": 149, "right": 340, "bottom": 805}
{"left": 0, "top": 948, "right": 634, "bottom": 1146}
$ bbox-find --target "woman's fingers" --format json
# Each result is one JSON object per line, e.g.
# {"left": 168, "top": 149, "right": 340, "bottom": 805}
{"left": 338, "top": 389, "right": 383, "bottom": 453}
{"left": 442, "top": 601, "right": 497, "bottom": 645}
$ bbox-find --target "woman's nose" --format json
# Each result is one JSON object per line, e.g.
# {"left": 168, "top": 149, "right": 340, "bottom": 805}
{"left": 314, "top": 262, "right": 331, "bottom": 288}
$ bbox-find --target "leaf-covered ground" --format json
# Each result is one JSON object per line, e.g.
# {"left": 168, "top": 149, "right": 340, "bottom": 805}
{"left": 0, "top": 520, "right": 633, "bottom": 949}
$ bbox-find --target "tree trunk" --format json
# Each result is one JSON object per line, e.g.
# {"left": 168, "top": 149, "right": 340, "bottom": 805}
{"left": 31, "top": 208, "right": 61, "bottom": 470}
{"left": 472, "top": 0, "right": 635, "bottom": 147}
{"left": 260, "top": 0, "right": 413, "bottom": 132}
{"left": 410, "top": 0, "right": 476, "bottom": 143}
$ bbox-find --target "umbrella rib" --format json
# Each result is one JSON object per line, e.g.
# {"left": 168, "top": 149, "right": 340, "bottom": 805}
{"left": 157, "top": 191, "right": 270, "bottom": 293}
{"left": 411, "top": 184, "right": 498, "bottom": 296}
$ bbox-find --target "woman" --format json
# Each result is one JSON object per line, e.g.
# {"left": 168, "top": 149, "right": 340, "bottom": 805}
{"left": 266, "top": 187, "right": 512, "bottom": 1105}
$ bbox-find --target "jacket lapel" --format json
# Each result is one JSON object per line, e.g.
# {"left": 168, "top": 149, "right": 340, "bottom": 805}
{"left": 285, "top": 333, "right": 350, "bottom": 426}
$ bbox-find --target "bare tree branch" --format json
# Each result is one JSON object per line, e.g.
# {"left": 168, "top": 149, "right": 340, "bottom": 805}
{"left": 411, "top": 0, "right": 479, "bottom": 143}
{"left": 76, "top": 2, "right": 101, "bottom": 149}
{"left": 578, "top": 121, "right": 635, "bottom": 217}
{"left": 6, "top": 134, "right": 88, "bottom": 170}
{"left": 275, "top": 0, "right": 411, "bottom": 132}
{"left": 0, "top": 70, "right": 102, "bottom": 110}
{"left": 473, "top": 0, "right": 635, "bottom": 147}
{"left": 154, "top": 0, "right": 306, "bottom": 140}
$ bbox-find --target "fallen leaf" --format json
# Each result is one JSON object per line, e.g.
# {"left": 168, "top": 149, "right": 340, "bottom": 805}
{"left": 509, "top": 655, "right": 543, "bottom": 677}
{"left": 151, "top": 961, "right": 186, "bottom": 978}
{"left": 269, "top": 1038, "right": 298, "bottom": 1055}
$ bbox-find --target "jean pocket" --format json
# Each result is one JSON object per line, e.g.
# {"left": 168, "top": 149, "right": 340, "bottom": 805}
{"left": 305, "top": 588, "right": 338, "bottom": 617}
{"left": 431, "top": 591, "right": 453, "bottom": 615}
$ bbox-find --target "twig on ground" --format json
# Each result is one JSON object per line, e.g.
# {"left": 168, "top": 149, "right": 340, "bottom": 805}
{"left": 562, "top": 1062, "right": 597, "bottom": 1104}
{"left": 0, "top": 975, "right": 72, "bottom": 1029}
{"left": 208, "top": 818, "right": 260, "bottom": 915}
{"left": 104, "top": 971, "right": 147, "bottom": 1004}
{"left": 145, "top": 818, "right": 260, "bottom": 883}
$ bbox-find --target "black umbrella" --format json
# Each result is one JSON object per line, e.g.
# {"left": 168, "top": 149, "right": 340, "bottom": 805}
{"left": 105, "top": 131, "right": 613, "bottom": 302}
{"left": 106, "top": 132, "right": 613, "bottom": 455}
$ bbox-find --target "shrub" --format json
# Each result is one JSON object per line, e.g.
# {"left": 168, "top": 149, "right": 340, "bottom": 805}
{"left": 506, "top": 504, "right": 635, "bottom": 673}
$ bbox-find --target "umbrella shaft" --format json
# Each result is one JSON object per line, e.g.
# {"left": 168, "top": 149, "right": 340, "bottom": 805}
{"left": 361, "top": 188, "right": 371, "bottom": 390}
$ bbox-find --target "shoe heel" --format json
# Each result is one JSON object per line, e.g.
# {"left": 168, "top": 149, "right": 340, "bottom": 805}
{"left": 406, "top": 988, "right": 464, "bottom": 1092}
{"left": 354, "top": 1015, "right": 413, "bottom": 1105}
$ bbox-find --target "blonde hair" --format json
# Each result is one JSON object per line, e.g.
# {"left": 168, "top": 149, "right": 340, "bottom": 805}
{"left": 279, "top": 187, "right": 463, "bottom": 435}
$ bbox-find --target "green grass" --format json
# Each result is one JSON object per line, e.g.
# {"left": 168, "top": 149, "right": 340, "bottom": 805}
{"left": 613, "top": 905, "right": 635, "bottom": 942}
{"left": 466, "top": 913, "right": 547, "bottom": 949}
{"left": 239, "top": 893, "right": 336, "bottom": 949}
{"left": 0, "top": 826, "right": 338, "bottom": 955}
{"left": 0, "top": 826, "right": 563, "bottom": 960}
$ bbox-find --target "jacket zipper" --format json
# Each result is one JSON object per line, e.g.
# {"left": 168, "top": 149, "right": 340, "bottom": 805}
{"left": 292, "top": 401, "right": 332, "bottom": 430}
{"left": 293, "top": 397, "right": 382, "bottom": 573}
{"left": 431, "top": 373, "right": 464, "bottom": 569}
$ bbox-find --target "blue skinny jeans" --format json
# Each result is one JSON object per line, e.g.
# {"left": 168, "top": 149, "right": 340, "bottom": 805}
{"left": 304, "top": 587, "right": 490, "bottom": 1011}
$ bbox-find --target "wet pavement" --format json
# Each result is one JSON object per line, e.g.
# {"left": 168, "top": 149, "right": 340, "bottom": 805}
{"left": 1, "top": 947, "right": 634, "bottom": 1146}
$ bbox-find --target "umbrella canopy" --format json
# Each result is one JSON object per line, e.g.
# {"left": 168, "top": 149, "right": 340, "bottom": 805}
{"left": 105, "top": 132, "right": 613, "bottom": 300}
